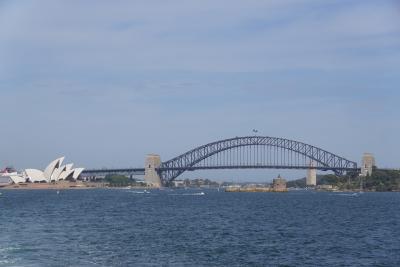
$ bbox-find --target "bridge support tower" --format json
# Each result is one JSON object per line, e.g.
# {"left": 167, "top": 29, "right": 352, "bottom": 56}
{"left": 306, "top": 161, "right": 317, "bottom": 186}
{"left": 144, "top": 154, "right": 162, "bottom": 187}
{"left": 361, "top": 153, "right": 375, "bottom": 176}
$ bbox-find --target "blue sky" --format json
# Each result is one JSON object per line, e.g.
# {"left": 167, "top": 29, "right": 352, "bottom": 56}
{"left": 0, "top": 0, "right": 399, "bottom": 181}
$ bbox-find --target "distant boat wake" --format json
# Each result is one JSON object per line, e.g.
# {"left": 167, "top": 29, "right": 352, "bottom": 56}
{"left": 169, "top": 192, "right": 205, "bottom": 196}
{"left": 335, "top": 193, "right": 362, "bottom": 197}
{"left": 130, "top": 190, "right": 150, "bottom": 194}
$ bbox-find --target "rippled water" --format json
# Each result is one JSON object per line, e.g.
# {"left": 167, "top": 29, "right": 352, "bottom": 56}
{"left": 0, "top": 189, "right": 399, "bottom": 266}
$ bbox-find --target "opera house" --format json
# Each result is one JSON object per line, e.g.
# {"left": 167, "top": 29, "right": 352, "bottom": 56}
{"left": 0, "top": 157, "right": 85, "bottom": 185}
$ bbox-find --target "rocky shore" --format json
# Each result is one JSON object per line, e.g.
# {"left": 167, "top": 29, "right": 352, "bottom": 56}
{"left": 225, "top": 187, "right": 288, "bottom": 192}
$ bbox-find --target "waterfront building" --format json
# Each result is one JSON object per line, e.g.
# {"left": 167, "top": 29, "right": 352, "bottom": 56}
{"left": 0, "top": 167, "right": 27, "bottom": 184}
{"left": 273, "top": 175, "right": 287, "bottom": 191}
{"left": 0, "top": 157, "right": 86, "bottom": 185}
{"left": 172, "top": 180, "right": 185, "bottom": 187}
{"left": 0, "top": 175, "right": 26, "bottom": 186}
{"left": 24, "top": 157, "right": 84, "bottom": 183}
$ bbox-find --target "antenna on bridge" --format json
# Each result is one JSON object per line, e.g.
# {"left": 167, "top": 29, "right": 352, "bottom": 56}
{"left": 252, "top": 129, "right": 258, "bottom": 136}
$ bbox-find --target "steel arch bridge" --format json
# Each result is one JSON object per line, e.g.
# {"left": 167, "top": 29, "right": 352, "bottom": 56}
{"left": 158, "top": 136, "right": 358, "bottom": 185}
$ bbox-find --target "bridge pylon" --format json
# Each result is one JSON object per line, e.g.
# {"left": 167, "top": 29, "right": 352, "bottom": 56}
{"left": 306, "top": 161, "right": 317, "bottom": 186}
{"left": 144, "top": 154, "right": 162, "bottom": 187}
{"left": 360, "top": 153, "right": 375, "bottom": 176}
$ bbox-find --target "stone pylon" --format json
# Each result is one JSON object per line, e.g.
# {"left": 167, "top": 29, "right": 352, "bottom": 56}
{"left": 144, "top": 154, "right": 162, "bottom": 187}
{"left": 361, "top": 153, "right": 375, "bottom": 176}
{"left": 306, "top": 161, "right": 317, "bottom": 186}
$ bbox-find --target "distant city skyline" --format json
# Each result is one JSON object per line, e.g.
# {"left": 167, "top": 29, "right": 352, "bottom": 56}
{"left": 1, "top": 0, "right": 399, "bottom": 181}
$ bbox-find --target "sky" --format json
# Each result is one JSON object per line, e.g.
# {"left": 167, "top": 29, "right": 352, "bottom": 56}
{"left": 0, "top": 0, "right": 399, "bottom": 181}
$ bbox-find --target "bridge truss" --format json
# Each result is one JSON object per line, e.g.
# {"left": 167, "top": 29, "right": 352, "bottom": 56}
{"left": 159, "top": 136, "right": 358, "bottom": 185}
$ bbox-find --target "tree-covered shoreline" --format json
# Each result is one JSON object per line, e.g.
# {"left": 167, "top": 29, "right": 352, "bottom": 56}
{"left": 105, "top": 174, "right": 147, "bottom": 187}
{"left": 287, "top": 168, "right": 400, "bottom": 192}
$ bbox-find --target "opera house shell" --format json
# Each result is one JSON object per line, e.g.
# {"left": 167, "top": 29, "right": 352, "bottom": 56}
{"left": 0, "top": 168, "right": 26, "bottom": 184}
{"left": 24, "top": 157, "right": 85, "bottom": 183}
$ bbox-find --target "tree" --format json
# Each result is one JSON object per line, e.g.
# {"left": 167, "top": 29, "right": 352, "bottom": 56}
{"left": 105, "top": 174, "right": 130, "bottom": 187}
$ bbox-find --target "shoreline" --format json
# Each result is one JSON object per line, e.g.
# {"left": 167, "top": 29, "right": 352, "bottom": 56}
{"left": 1, "top": 184, "right": 399, "bottom": 192}
{"left": 0, "top": 182, "right": 153, "bottom": 190}
{"left": 0, "top": 182, "right": 102, "bottom": 190}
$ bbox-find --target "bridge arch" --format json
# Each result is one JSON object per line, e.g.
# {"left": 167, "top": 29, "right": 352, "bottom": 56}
{"left": 159, "top": 136, "right": 357, "bottom": 185}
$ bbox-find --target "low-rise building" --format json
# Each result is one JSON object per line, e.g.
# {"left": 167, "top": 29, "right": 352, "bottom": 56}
{"left": 273, "top": 175, "right": 287, "bottom": 192}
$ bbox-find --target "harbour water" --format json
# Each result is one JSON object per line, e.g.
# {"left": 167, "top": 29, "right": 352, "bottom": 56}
{"left": 0, "top": 189, "right": 399, "bottom": 266}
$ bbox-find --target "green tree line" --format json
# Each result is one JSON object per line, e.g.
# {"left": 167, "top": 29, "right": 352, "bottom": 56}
{"left": 287, "top": 168, "right": 400, "bottom": 191}
{"left": 105, "top": 174, "right": 146, "bottom": 187}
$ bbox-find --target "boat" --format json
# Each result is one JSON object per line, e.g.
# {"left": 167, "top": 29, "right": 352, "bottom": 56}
{"left": 121, "top": 186, "right": 132, "bottom": 190}
{"left": 131, "top": 190, "right": 150, "bottom": 194}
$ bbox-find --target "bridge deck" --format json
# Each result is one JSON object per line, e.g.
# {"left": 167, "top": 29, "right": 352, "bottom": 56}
{"left": 82, "top": 168, "right": 145, "bottom": 175}
{"left": 158, "top": 165, "right": 360, "bottom": 171}
{"left": 82, "top": 165, "right": 360, "bottom": 176}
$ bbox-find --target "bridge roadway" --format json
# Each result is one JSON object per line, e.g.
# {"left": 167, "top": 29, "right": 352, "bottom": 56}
{"left": 82, "top": 168, "right": 145, "bottom": 176}
{"left": 82, "top": 165, "right": 361, "bottom": 176}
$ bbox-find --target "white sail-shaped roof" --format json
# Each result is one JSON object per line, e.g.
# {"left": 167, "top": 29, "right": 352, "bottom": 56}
{"left": 65, "top": 163, "right": 74, "bottom": 171}
{"left": 51, "top": 165, "right": 66, "bottom": 181}
{"left": 43, "top": 157, "right": 65, "bottom": 182}
{"left": 9, "top": 174, "right": 26, "bottom": 184}
{"left": 25, "top": 169, "right": 46, "bottom": 182}
{"left": 72, "top": 168, "right": 85, "bottom": 180}
{"left": 58, "top": 169, "right": 75, "bottom": 180}
{"left": 24, "top": 157, "right": 84, "bottom": 183}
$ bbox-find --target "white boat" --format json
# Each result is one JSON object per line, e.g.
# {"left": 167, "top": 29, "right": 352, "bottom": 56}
{"left": 121, "top": 186, "right": 132, "bottom": 190}
{"left": 132, "top": 190, "right": 150, "bottom": 194}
